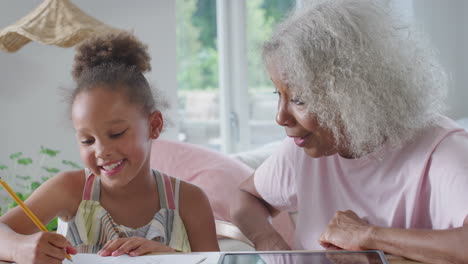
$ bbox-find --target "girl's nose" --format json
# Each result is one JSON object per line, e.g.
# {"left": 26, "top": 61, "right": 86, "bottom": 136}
{"left": 95, "top": 141, "right": 112, "bottom": 159}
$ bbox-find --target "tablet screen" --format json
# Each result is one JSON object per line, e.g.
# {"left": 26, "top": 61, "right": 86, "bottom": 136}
{"left": 218, "top": 250, "right": 389, "bottom": 264}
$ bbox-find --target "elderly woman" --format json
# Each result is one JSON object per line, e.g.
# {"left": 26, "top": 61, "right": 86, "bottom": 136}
{"left": 231, "top": 0, "right": 468, "bottom": 263}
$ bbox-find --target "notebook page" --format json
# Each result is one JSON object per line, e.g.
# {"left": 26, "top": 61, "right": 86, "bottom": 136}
{"left": 65, "top": 253, "right": 207, "bottom": 264}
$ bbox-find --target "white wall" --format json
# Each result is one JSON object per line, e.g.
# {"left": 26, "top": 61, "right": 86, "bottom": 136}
{"left": 0, "top": 1, "right": 177, "bottom": 169}
{"left": 413, "top": 0, "right": 468, "bottom": 120}
{"left": 464, "top": 0, "right": 468, "bottom": 116}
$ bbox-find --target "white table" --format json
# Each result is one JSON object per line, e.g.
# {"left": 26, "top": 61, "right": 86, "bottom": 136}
{"left": 0, "top": 251, "right": 422, "bottom": 264}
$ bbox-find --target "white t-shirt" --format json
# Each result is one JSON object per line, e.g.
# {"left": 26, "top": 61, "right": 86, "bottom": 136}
{"left": 254, "top": 116, "right": 468, "bottom": 250}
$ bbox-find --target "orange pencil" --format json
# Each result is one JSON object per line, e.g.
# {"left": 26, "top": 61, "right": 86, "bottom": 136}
{"left": 0, "top": 177, "right": 73, "bottom": 262}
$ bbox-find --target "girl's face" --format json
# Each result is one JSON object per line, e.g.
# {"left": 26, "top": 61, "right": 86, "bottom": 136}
{"left": 269, "top": 65, "right": 340, "bottom": 158}
{"left": 71, "top": 87, "right": 162, "bottom": 188}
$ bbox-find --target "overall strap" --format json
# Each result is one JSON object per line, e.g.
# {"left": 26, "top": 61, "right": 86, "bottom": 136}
{"left": 154, "top": 170, "right": 176, "bottom": 210}
{"left": 174, "top": 178, "right": 180, "bottom": 209}
{"left": 82, "top": 168, "right": 100, "bottom": 201}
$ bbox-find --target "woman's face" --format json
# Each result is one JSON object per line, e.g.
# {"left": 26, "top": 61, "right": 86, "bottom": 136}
{"left": 71, "top": 87, "right": 162, "bottom": 188}
{"left": 269, "top": 65, "right": 339, "bottom": 158}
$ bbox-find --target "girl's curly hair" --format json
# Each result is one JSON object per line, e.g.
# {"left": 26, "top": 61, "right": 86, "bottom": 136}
{"left": 69, "top": 31, "right": 168, "bottom": 116}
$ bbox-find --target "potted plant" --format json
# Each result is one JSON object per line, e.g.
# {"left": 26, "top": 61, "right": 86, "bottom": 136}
{"left": 0, "top": 146, "right": 80, "bottom": 231}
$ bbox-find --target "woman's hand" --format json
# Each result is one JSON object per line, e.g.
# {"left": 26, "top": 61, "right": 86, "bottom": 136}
{"left": 98, "top": 237, "right": 175, "bottom": 257}
{"left": 319, "top": 210, "right": 372, "bottom": 251}
{"left": 13, "top": 232, "right": 77, "bottom": 264}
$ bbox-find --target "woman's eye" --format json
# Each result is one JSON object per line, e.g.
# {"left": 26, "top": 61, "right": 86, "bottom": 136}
{"left": 291, "top": 98, "right": 305, "bottom": 105}
{"left": 110, "top": 129, "right": 127, "bottom": 138}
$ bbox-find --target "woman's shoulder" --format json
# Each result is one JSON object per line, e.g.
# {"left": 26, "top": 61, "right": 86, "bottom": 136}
{"left": 422, "top": 116, "right": 468, "bottom": 157}
{"left": 417, "top": 117, "right": 468, "bottom": 185}
{"left": 430, "top": 128, "right": 468, "bottom": 168}
{"left": 402, "top": 116, "right": 467, "bottom": 155}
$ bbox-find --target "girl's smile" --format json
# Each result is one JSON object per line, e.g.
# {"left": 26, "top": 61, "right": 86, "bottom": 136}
{"left": 99, "top": 159, "right": 127, "bottom": 177}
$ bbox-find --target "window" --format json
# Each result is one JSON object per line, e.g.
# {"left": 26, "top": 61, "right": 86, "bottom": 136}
{"left": 176, "top": 0, "right": 296, "bottom": 152}
{"left": 246, "top": 0, "right": 296, "bottom": 148}
{"left": 176, "top": 0, "right": 220, "bottom": 149}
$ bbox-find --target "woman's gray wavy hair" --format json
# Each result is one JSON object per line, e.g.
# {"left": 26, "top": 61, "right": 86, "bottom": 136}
{"left": 263, "top": 0, "right": 447, "bottom": 158}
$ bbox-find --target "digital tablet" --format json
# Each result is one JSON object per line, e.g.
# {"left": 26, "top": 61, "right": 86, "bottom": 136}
{"left": 217, "top": 250, "right": 389, "bottom": 264}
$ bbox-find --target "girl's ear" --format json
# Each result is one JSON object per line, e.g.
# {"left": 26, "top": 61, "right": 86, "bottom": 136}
{"left": 149, "top": 111, "right": 163, "bottom": 139}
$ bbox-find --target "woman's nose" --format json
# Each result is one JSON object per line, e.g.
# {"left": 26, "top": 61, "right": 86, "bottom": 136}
{"left": 276, "top": 100, "right": 294, "bottom": 127}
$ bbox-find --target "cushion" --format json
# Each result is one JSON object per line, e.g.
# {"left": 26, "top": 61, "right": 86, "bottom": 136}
{"left": 150, "top": 139, "right": 295, "bottom": 247}
{"left": 150, "top": 139, "right": 253, "bottom": 222}
{"left": 457, "top": 118, "right": 468, "bottom": 131}
{"left": 230, "top": 141, "right": 282, "bottom": 169}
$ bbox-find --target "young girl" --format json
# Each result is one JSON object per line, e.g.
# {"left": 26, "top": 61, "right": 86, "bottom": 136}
{"left": 0, "top": 32, "right": 219, "bottom": 263}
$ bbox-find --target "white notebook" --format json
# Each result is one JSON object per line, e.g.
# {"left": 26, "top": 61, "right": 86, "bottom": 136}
{"left": 64, "top": 253, "right": 207, "bottom": 264}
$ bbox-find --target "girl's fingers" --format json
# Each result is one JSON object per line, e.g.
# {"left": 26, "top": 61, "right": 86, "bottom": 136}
{"left": 47, "top": 233, "right": 71, "bottom": 249}
{"left": 128, "top": 243, "right": 152, "bottom": 257}
{"left": 112, "top": 239, "right": 142, "bottom": 256}
{"left": 44, "top": 242, "right": 67, "bottom": 261}
{"left": 40, "top": 233, "right": 71, "bottom": 260}
{"left": 66, "top": 246, "right": 78, "bottom": 255}
{"left": 99, "top": 239, "right": 127, "bottom": 256}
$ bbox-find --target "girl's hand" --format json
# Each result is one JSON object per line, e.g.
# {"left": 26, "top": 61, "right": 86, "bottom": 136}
{"left": 319, "top": 210, "right": 372, "bottom": 251}
{"left": 98, "top": 237, "right": 175, "bottom": 257}
{"left": 13, "top": 232, "right": 77, "bottom": 264}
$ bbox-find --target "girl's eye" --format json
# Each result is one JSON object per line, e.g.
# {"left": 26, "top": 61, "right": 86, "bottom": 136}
{"left": 110, "top": 129, "right": 127, "bottom": 138}
{"left": 80, "top": 139, "right": 94, "bottom": 145}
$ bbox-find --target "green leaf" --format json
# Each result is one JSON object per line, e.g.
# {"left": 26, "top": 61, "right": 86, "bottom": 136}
{"left": 9, "top": 152, "right": 22, "bottom": 160}
{"left": 46, "top": 217, "right": 58, "bottom": 231}
{"left": 16, "top": 175, "right": 31, "bottom": 181}
{"left": 42, "top": 167, "right": 60, "bottom": 174}
{"left": 0, "top": 165, "right": 7, "bottom": 170}
{"left": 30, "top": 181, "right": 41, "bottom": 191}
{"left": 62, "top": 160, "right": 81, "bottom": 169}
{"left": 8, "top": 192, "right": 25, "bottom": 209}
{"left": 8, "top": 201, "right": 17, "bottom": 209}
{"left": 16, "top": 192, "right": 25, "bottom": 201}
{"left": 40, "top": 146, "right": 60, "bottom": 157}
{"left": 41, "top": 176, "right": 50, "bottom": 182}
{"left": 17, "top": 158, "right": 32, "bottom": 165}
{"left": 7, "top": 193, "right": 29, "bottom": 209}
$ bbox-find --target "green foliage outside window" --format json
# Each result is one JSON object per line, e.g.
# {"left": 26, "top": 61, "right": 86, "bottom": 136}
{"left": 0, "top": 146, "right": 81, "bottom": 231}
{"left": 176, "top": 0, "right": 295, "bottom": 91}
